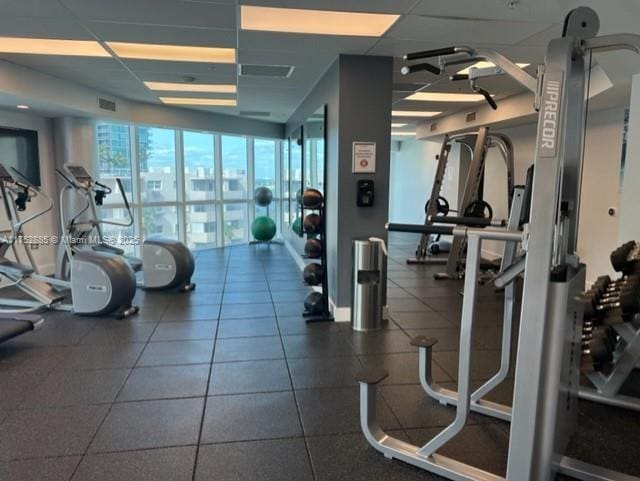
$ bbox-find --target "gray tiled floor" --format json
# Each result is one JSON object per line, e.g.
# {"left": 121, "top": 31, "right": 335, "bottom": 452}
{"left": 0, "top": 238, "right": 638, "bottom": 480}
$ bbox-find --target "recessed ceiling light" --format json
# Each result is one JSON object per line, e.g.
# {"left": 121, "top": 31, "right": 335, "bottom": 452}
{"left": 392, "top": 110, "right": 441, "bottom": 118}
{"left": 457, "top": 61, "right": 530, "bottom": 75}
{"left": 391, "top": 123, "right": 407, "bottom": 128}
{"left": 145, "top": 82, "right": 237, "bottom": 93}
{"left": 107, "top": 42, "right": 235, "bottom": 63}
{"left": 241, "top": 5, "right": 399, "bottom": 37}
{"left": 405, "top": 92, "right": 487, "bottom": 102}
{"left": 392, "top": 131, "right": 415, "bottom": 136}
{"left": 16, "top": 105, "right": 29, "bottom": 110}
{"left": 159, "top": 97, "right": 237, "bottom": 106}
{"left": 0, "top": 37, "right": 109, "bottom": 57}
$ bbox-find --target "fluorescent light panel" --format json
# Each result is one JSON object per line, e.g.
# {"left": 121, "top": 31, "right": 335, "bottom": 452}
{"left": 457, "top": 61, "right": 530, "bottom": 75}
{"left": 392, "top": 110, "right": 441, "bottom": 118}
{"left": 108, "top": 42, "right": 235, "bottom": 63}
{"left": 241, "top": 5, "right": 399, "bottom": 37}
{"left": 392, "top": 131, "right": 415, "bottom": 136}
{"left": 145, "top": 82, "right": 236, "bottom": 93}
{"left": 160, "top": 97, "right": 237, "bottom": 106}
{"left": 0, "top": 37, "right": 109, "bottom": 57}
{"left": 406, "top": 92, "right": 486, "bottom": 102}
{"left": 16, "top": 105, "right": 29, "bottom": 110}
{"left": 391, "top": 123, "right": 407, "bottom": 128}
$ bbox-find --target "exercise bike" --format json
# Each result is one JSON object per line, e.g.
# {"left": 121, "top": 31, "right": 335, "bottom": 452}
{"left": 0, "top": 163, "right": 138, "bottom": 319}
{"left": 55, "top": 164, "right": 195, "bottom": 292}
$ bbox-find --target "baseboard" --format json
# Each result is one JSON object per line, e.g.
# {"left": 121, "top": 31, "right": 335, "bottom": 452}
{"left": 329, "top": 297, "right": 350, "bottom": 323}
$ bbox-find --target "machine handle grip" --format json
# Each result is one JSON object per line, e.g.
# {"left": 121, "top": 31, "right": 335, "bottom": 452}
{"left": 400, "top": 63, "right": 441, "bottom": 76}
{"left": 386, "top": 222, "right": 454, "bottom": 236}
{"left": 477, "top": 87, "right": 498, "bottom": 110}
{"left": 428, "top": 216, "right": 504, "bottom": 227}
{"left": 404, "top": 47, "right": 457, "bottom": 61}
{"left": 116, "top": 178, "right": 131, "bottom": 212}
{"left": 450, "top": 74, "right": 469, "bottom": 81}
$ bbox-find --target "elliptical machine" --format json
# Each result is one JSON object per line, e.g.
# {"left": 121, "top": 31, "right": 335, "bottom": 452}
{"left": 55, "top": 163, "right": 195, "bottom": 292}
{"left": 0, "top": 163, "right": 138, "bottom": 318}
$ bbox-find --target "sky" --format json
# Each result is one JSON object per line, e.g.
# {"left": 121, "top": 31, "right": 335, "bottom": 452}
{"left": 140, "top": 127, "right": 276, "bottom": 179}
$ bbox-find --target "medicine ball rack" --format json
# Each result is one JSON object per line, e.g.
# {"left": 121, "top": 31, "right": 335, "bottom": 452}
{"left": 301, "top": 189, "right": 333, "bottom": 323}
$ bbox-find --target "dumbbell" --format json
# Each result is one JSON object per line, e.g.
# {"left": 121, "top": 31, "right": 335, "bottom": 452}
{"left": 583, "top": 325, "right": 617, "bottom": 370}
{"left": 610, "top": 241, "right": 640, "bottom": 275}
{"left": 583, "top": 276, "right": 640, "bottom": 321}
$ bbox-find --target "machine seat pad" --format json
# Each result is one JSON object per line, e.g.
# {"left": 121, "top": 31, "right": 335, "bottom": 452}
{"left": 410, "top": 336, "right": 439, "bottom": 348}
{"left": 355, "top": 367, "right": 389, "bottom": 385}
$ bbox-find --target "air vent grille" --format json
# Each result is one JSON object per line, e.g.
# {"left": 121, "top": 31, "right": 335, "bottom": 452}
{"left": 239, "top": 64, "right": 294, "bottom": 78}
{"left": 430, "top": 122, "right": 438, "bottom": 132}
{"left": 98, "top": 98, "right": 116, "bottom": 112}
{"left": 240, "top": 111, "right": 271, "bottom": 117}
{"left": 465, "top": 111, "right": 477, "bottom": 123}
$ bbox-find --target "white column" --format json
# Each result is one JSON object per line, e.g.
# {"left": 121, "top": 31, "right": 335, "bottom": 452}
{"left": 619, "top": 73, "right": 640, "bottom": 243}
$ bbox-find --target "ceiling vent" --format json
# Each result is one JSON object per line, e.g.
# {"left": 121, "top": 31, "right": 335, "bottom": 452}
{"left": 465, "top": 111, "right": 477, "bottom": 123}
{"left": 98, "top": 97, "right": 116, "bottom": 112}
{"left": 240, "top": 111, "right": 271, "bottom": 117}
{"left": 239, "top": 64, "right": 294, "bottom": 78}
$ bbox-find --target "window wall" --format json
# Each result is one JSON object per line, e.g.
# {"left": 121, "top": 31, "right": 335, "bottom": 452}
{"left": 96, "top": 122, "right": 281, "bottom": 251}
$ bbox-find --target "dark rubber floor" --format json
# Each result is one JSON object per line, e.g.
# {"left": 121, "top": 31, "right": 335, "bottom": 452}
{"left": 0, "top": 233, "right": 638, "bottom": 480}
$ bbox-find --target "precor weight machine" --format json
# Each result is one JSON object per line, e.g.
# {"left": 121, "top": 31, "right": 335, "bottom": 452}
{"left": 0, "top": 163, "right": 138, "bottom": 318}
{"left": 357, "top": 7, "right": 640, "bottom": 481}
{"left": 409, "top": 128, "right": 514, "bottom": 278}
{"left": 56, "top": 164, "right": 196, "bottom": 292}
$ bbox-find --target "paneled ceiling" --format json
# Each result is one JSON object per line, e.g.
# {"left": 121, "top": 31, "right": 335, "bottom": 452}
{"left": 0, "top": 0, "right": 638, "bottom": 126}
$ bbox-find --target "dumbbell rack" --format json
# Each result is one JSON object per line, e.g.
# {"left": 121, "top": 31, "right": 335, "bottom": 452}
{"left": 580, "top": 271, "right": 640, "bottom": 411}
{"left": 301, "top": 195, "right": 333, "bottom": 323}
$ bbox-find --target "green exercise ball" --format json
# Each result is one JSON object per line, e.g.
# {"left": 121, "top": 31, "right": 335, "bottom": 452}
{"left": 292, "top": 217, "right": 303, "bottom": 236}
{"left": 251, "top": 216, "right": 277, "bottom": 241}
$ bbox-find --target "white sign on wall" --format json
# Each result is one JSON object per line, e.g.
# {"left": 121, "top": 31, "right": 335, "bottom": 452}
{"left": 352, "top": 141, "right": 376, "bottom": 173}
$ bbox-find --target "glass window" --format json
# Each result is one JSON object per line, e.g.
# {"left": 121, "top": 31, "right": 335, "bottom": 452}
{"left": 186, "top": 204, "right": 217, "bottom": 249}
{"left": 184, "top": 131, "right": 215, "bottom": 202}
{"left": 289, "top": 131, "right": 303, "bottom": 232}
{"left": 254, "top": 138, "right": 276, "bottom": 191}
{"left": 223, "top": 203, "right": 248, "bottom": 245}
{"left": 138, "top": 127, "right": 177, "bottom": 203}
{"left": 96, "top": 122, "right": 134, "bottom": 205}
{"left": 221, "top": 135, "right": 247, "bottom": 200}
{"left": 141, "top": 205, "right": 178, "bottom": 238}
{"left": 100, "top": 207, "right": 137, "bottom": 255}
{"left": 281, "top": 140, "right": 290, "bottom": 226}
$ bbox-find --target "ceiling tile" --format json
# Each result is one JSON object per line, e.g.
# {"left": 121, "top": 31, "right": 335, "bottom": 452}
{"left": 88, "top": 22, "right": 236, "bottom": 47}
{"left": 369, "top": 38, "right": 448, "bottom": 57}
{"left": 123, "top": 59, "right": 237, "bottom": 76}
{"left": 409, "top": 0, "right": 568, "bottom": 23}
{"left": 388, "top": 15, "right": 554, "bottom": 45}
{"left": 60, "top": 0, "right": 236, "bottom": 29}
{"left": 239, "top": 30, "right": 376, "bottom": 54}
{"left": 0, "top": 54, "right": 123, "bottom": 72}
{"left": 0, "top": 16, "right": 92, "bottom": 40}
{"left": 238, "top": 0, "right": 415, "bottom": 14}
{"left": 1, "top": 0, "right": 72, "bottom": 18}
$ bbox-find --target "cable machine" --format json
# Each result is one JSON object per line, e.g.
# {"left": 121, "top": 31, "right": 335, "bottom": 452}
{"left": 357, "top": 7, "right": 640, "bottom": 481}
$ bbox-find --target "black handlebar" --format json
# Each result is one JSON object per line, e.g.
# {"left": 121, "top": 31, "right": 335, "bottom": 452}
{"left": 386, "top": 222, "right": 454, "bottom": 236}
{"left": 450, "top": 74, "right": 469, "bottom": 81}
{"left": 404, "top": 46, "right": 457, "bottom": 61}
{"left": 400, "top": 63, "right": 441, "bottom": 76}
{"left": 429, "top": 216, "right": 505, "bottom": 227}
{"left": 476, "top": 87, "right": 498, "bottom": 110}
{"left": 116, "top": 178, "right": 131, "bottom": 212}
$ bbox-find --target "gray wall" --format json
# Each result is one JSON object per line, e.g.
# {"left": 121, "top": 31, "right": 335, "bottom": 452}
{"left": 285, "top": 54, "right": 393, "bottom": 310}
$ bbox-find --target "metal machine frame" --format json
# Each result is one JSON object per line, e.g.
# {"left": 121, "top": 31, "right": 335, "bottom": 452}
{"left": 358, "top": 7, "right": 640, "bottom": 481}
{"left": 410, "top": 128, "right": 515, "bottom": 277}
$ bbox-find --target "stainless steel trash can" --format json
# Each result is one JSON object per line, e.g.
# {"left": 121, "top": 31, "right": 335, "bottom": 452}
{"left": 351, "top": 238, "right": 387, "bottom": 331}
